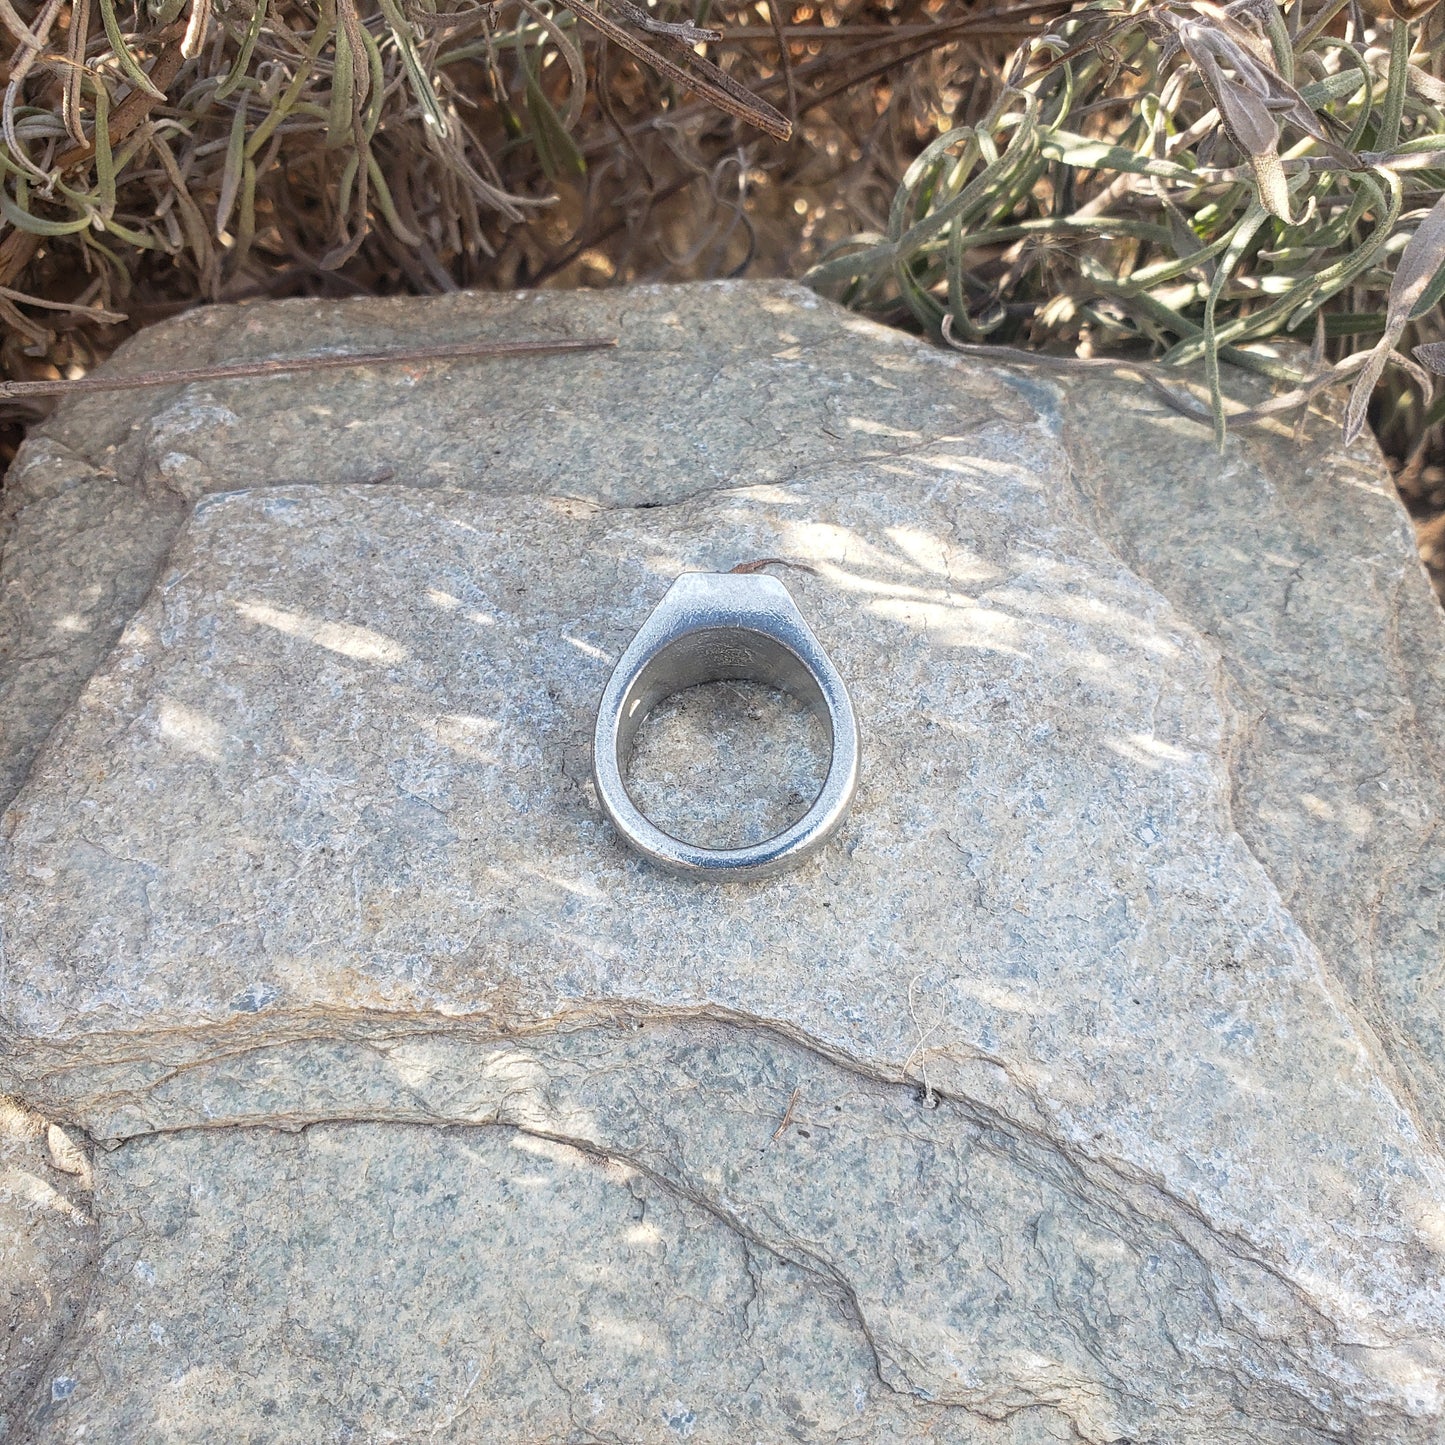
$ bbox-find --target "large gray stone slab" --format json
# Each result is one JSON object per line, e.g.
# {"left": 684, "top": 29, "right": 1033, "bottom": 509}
{"left": 3, "top": 281, "right": 1445, "bottom": 1442}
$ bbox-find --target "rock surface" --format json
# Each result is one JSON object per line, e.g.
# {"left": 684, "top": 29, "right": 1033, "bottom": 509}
{"left": 25, "top": 1112, "right": 1095, "bottom": 1445}
{"left": 2, "top": 281, "right": 1444, "bottom": 1443}
{"left": 0, "top": 1099, "right": 95, "bottom": 1442}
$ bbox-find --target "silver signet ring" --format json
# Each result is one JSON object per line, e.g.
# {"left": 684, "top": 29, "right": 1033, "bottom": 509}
{"left": 592, "top": 571, "right": 860, "bottom": 881}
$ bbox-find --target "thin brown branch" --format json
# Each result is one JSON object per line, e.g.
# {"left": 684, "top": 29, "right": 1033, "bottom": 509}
{"left": 569, "top": 0, "right": 791, "bottom": 141}
{"left": 764, "top": 0, "right": 797, "bottom": 126}
{"left": 0, "top": 336, "right": 618, "bottom": 400}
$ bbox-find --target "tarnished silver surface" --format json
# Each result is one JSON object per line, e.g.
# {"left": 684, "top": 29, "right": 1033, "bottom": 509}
{"left": 592, "top": 572, "right": 859, "bottom": 880}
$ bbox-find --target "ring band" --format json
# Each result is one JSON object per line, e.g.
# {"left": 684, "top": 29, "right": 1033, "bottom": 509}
{"left": 592, "top": 571, "right": 860, "bottom": 881}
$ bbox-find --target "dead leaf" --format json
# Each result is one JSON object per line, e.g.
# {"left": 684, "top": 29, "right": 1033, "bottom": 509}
{"left": 1345, "top": 193, "right": 1445, "bottom": 441}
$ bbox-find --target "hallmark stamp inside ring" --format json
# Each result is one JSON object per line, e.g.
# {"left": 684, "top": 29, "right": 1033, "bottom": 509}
{"left": 592, "top": 571, "right": 860, "bottom": 881}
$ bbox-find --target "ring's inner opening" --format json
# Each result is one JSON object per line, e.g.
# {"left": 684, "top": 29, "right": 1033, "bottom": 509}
{"left": 617, "top": 628, "right": 835, "bottom": 850}
{"left": 625, "top": 678, "right": 829, "bottom": 848}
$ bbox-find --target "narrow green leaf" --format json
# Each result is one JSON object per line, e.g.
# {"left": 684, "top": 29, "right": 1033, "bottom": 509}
{"left": 524, "top": 73, "right": 584, "bottom": 180}
{"left": 327, "top": 19, "right": 355, "bottom": 148}
{"left": 0, "top": 177, "right": 92, "bottom": 235}
{"left": 97, "top": 0, "right": 166, "bottom": 98}
{"left": 1039, "top": 132, "right": 1196, "bottom": 182}
{"left": 1205, "top": 203, "right": 1269, "bottom": 450}
{"left": 215, "top": 0, "right": 268, "bottom": 101}
{"left": 366, "top": 152, "right": 423, "bottom": 245}
{"left": 375, "top": 0, "right": 449, "bottom": 137}
{"left": 215, "top": 99, "right": 247, "bottom": 236}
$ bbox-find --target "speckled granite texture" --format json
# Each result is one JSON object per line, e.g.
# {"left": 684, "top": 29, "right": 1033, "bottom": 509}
{"left": 2, "top": 281, "right": 1444, "bottom": 1443}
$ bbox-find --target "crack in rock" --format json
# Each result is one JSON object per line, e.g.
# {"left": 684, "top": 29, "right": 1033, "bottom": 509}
{"left": 16, "top": 1018, "right": 1434, "bottom": 1444}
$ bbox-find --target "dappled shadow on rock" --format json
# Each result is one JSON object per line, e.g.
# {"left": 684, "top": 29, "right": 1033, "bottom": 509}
{"left": 4, "top": 282, "right": 1445, "bottom": 1444}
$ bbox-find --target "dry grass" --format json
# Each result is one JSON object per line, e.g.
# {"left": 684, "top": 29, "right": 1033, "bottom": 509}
{"left": 0, "top": 0, "right": 1060, "bottom": 398}
{"left": 3, "top": 0, "right": 1445, "bottom": 601}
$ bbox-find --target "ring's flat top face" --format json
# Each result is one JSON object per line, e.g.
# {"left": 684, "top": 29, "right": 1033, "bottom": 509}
{"left": 4, "top": 282, "right": 1444, "bottom": 1437}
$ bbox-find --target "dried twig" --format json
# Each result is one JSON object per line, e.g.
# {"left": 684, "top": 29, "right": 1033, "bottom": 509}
{"left": 768, "top": 1086, "right": 802, "bottom": 1144}
{"left": 0, "top": 336, "right": 617, "bottom": 400}
{"left": 568, "top": 0, "right": 791, "bottom": 141}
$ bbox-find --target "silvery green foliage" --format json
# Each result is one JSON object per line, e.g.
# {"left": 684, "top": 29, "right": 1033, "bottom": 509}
{"left": 1347, "top": 189, "right": 1445, "bottom": 439}
{"left": 810, "top": 0, "right": 1445, "bottom": 449}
